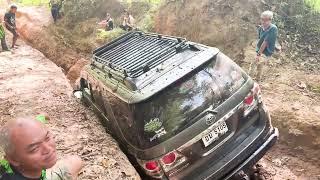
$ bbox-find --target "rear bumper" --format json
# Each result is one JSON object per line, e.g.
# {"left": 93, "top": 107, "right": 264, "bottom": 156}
{"left": 223, "top": 127, "right": 279, "bottom": 180}
{"left": 169, "top": 107, "right": 279, "bottom": 180}
{"left": 171, "top": 127, "right": 279, "bottom": 180}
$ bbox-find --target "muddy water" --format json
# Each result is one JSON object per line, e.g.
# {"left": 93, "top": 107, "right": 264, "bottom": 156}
{"left": 0, "top": 44, "right": 140, "bottom": 180}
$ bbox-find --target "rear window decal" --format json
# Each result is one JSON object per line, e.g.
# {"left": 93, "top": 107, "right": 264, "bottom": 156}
{"left": 144, "top": 118, "right": 163, "bottom": 133}
{"left": 150, "top": 127, "right": 167, "bottom": 142}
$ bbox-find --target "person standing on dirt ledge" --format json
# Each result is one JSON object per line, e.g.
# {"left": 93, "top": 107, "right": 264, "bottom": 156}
{"left": 0, "top": 117, "right": 83, "bottom": 180}
{"left": 4, "top": 4, "right": 19, "bottom": 49}
{"left": 49, "top": 0, "right": 63, "bottom": 23}
{"left": 249, "top": 10, "right": 278, "bottom": 82}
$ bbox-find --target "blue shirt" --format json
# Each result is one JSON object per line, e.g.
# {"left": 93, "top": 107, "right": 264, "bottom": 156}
{"left": 256, "top": 24, "right": 278, "bottom": 57}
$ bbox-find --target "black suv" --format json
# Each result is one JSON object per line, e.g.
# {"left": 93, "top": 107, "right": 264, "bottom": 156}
{"left": 75, "top": 31, "right": 279, "bottom": 180}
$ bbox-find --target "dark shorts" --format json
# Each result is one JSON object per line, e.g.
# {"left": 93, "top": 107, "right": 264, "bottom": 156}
{"left": 5, "top": 26, "right": 19, "bottom": 38}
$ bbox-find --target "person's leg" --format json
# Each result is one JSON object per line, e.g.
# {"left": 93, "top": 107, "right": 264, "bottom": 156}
{"left": 51, "top": 7, "right": 55, "bottom": 20}
{"left": 11, "top": 30, "right": 19, "bottom": 48}
{"left": 1, "top": 36, "right": 9, "bottom": 51}
{"left": 256, "top": 56, "right": 268, "bottom": 82}
{"left": 53, "top": 8, "right": 59, "bottom": 23}
{"left": 248, "top": 57, "right": 257, "bottom": 78}
{"left": 51, "top": 7, "right": 59, "bottom": 23}
{"left": 5, "top": 26, "right": 18, "bottom": 48}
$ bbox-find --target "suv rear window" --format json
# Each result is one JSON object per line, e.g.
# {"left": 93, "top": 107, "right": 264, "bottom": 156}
{"left": 117, "top": 53, "right": 247, "bottom": 149}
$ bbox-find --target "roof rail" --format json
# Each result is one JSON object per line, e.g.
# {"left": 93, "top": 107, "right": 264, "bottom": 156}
{"left": 92, "top": 31, "right": 192, "bottom": 79}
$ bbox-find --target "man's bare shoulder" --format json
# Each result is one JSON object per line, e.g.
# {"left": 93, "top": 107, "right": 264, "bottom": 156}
{"left": 46, "top": 160, "right": 72, "bottom": 180}
{"left": 47, "top": 156, "right": 83, "bottom": 180}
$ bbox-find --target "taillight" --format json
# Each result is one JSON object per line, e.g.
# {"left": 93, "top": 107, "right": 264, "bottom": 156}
{"left": 160, "top": 151, "right": 187, "bottom": 175}
{"left": 162, "top": 152, "right": 176, "bottom": 165}
{"left": 145, "top": 161, "right": 159, "bottom": 171}
{"left": 140, "top": 160, "right": 163, "bottom": 179}
{"left": 243, "top": 83, "right": 261, "bottom": 116}
{"left": 137, "top": 151, "right": 187, "bottom": 179}
{"left": 244, "top": 94, "right": 254, "bottom": 105}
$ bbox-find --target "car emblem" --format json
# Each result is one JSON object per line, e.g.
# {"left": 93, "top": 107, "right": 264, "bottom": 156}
{"left": 206, "top": 114, "right": 216, "bottom": 125}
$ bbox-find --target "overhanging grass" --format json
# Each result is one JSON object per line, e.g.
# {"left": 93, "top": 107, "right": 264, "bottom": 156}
{"left": 305, "top": 0, "right": 320, "bottom": 12}
{"left": 96, "top": 28, "right": 126, "bottom": 43}
{"left": 13, "top": 0, "right": 49, "bottom": 6}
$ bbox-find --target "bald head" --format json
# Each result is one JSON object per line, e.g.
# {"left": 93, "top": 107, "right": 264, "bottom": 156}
{"left": 1, "top": 117, "right": 43, "bottom": 154}
{"left": 0, "top": 117, "right": 57, "bottom": 171}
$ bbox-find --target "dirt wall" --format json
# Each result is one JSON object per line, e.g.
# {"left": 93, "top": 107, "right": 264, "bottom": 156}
{"left": 155, "top": 0, "right": 262, "bottom": 62}
{"left": 0, "top": 44, "right": 140, "bottom": 180}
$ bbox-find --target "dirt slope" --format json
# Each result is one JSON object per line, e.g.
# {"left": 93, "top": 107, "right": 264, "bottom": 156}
{"left": 13, "top": 7, "right": 88, "bottom": 85}
{"left": 0, "top": 44, "right": 140, "bottom": 180}
{"left": 155, "top": 1, "right": 320, "bottom": 179}
{"left": 241, "top": 46, "right": 320, "bottom": 179}
{"left": 155, "top": 0, "right": 261, "bottom": 61}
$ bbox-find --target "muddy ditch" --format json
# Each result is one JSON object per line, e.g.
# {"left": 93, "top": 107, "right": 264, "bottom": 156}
{"left": 0, "top": 44, "right": 140, "bottom": 179}
{"left": 0, "top": 7, "right": 141, "bottom": 180}
{"left": 14, "top": 7, "right": 91, "bottom": 86}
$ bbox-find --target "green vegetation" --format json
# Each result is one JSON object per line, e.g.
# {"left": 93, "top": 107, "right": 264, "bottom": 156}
{"left": 120, "top": 0, "right": 163, "bottom": 32}
{"left": 13, "top": 0, "right": 48, "bottom": 6}
{"left": 125, "top": 0, "right": 162, "bottom": 7}
{"left": 137, "top": 1, "right": 163, "bottom": 32}
{"left": 309, "top": 84, "right": 320, "bottom": 94}
{"left": 96, "top": 28, "right": 126, "bottom": 42}
{"left": 305, "top": 0, "right": 320, "bottom": 12}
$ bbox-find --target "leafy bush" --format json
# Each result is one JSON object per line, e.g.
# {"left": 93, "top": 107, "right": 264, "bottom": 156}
{"left": 61, "top": 0, "right": 122, "bottom": 27}
{"left": 137, "top": 1, "right": 163, "bottom": 31}
{"left": 305, "top": 0, "right": 320, "bottom": 12}
{"left": 13, "top": 0, "right": 48, "bottom": 6}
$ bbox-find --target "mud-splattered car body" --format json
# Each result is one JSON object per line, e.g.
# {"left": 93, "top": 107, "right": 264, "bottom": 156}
{"left": 77, "top": 31, "right": 279, "bottom": 179}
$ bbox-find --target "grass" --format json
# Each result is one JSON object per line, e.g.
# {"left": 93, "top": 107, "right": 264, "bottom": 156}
{"left": 308, "top": 84, "right": 320, "bottom": 94}
{"left": 138, "top": 0, "right": 163, "bottom": 31}
{"left": 12, "top": 0, "right": 49, "bottom": 6}
{"left": 305, "top": 0, "right": 320, "bottom": 12}
{"left": 96, "top": 28, "right": 126, "bottom": 43}
{"left": 125, "top": 0, "right": 162, "bottom": 6}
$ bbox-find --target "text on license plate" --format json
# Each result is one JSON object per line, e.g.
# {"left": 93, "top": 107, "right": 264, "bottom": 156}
{"left": 202, "top": 122, "right": 229, "bottom": 147}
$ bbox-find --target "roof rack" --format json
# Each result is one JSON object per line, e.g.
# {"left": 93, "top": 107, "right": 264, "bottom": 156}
{"left": 92, "top": 31, "right": 196, "bottom": 78}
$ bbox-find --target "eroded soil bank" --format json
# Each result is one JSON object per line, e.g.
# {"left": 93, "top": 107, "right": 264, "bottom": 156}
{"left": 13, "top": 7, "right": 90, "bottom": 85}
{"left": 0, "top": 44, "right": 140, "bottom": 180}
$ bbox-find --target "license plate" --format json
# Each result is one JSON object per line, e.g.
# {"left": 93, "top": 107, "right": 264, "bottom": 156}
{"left": 202, "top": 122, "right": 229, "bottom": 147}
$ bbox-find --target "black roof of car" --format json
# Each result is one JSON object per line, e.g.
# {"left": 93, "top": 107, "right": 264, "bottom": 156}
{"left": 93, "top": 31, "right": 191, "bottom": 78}
{"left": 88, "top": 31, "right": 219, "bottom": 103}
